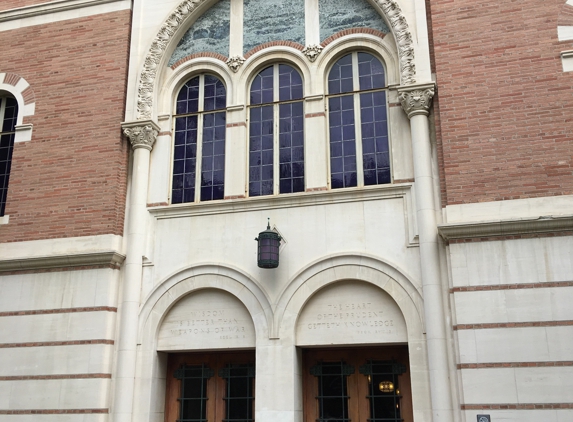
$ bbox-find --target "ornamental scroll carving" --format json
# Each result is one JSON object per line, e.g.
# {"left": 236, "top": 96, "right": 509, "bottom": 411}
{"left": 123, "top": 124, "right": 159, "bottom": 151}
{"left": 398, "top": 87, "right": 434, "bottom": 118}
{"left": 302, "top": 44, "right": 323, "bottom": 62}
{"left": 135, "top": 0, "right": 416, "bottom": 120}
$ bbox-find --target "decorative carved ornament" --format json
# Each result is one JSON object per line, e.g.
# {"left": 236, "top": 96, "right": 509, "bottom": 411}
{"left": 398, "top": 85, "right": 435, "bottom": 118}
{"left": 226, "top": 55, "right": 245, "bottom": 72}
{"left": 122, "top": 121, "right": 160, "bottom": 151}
{"left": 135, "top": 0, "right": 416, "bottom": 120}
{"left": 302, "top": 44, "right": 323, "bottom": 62}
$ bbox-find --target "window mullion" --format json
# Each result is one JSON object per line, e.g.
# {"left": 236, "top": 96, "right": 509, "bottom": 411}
{"left": 352, "top": 53, "right": 365, "bottom": 187}
{"left": 273, "top": 64, "right": 280, "bottom": 195}
{"left": 195, "top": 76, "right": 206, "bottom": 202}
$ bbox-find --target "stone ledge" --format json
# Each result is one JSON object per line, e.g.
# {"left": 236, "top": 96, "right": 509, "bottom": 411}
{"left": 0, "top": 251, "right": 125, "bottom": 272}
{"left": 149, "top": 183, "right": 414, "bottom": 219}
{"left": 0, "top": 0, "right": 124, "bottom": 22}
{"left": 438, "top": 215, "right": 573, "bottom": 241}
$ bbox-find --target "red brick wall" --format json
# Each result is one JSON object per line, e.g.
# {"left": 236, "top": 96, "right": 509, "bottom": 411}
{"left": 0, "top": 10, "right": 131, "bottom": 242}
{"left": 429, "top": 0, "right": 573, "bottom": 205}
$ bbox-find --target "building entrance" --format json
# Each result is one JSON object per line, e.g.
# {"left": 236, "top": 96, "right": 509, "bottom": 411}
{"left": 303, "top": 346, "right": 413, "bottom": 422}
{"left": 164, "top": 350, "right": 255, "bottom": 422}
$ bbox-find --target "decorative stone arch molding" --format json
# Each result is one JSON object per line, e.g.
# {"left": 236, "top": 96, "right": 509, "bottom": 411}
{"left": 138, "top": 263, "right": 273, "bottom": 345}
{"left": 0, "top": 72, "right": 35, "bottom": 142}
{"left": 136, "top": 0, "right": 416, "bottom": 120}
{"left": 273, "top": 254, "right": 425, "bottom": 340}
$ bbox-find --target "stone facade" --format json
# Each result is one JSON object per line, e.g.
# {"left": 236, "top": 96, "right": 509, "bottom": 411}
{"left": 0, "top": 1, "right": 571, "bottom": 422}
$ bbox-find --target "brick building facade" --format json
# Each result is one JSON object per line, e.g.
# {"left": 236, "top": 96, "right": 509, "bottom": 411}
{"left": 0, "top": 1, "right": 571, "bottom": 422}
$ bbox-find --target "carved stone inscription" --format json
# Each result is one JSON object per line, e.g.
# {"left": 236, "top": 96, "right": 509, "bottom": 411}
{"left": 296, "top": 281, "right": 407, "bottom": 346}
{"left": 157, "top": 289, "right": 256, "bottom": 351}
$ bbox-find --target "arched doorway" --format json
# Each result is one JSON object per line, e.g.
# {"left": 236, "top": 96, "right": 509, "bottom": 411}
{"left": 293, "top": 280, "right": 417, "bottom": 422}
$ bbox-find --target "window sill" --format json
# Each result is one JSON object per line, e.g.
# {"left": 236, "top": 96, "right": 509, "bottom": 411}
{"left": 0, "top": 215, "right": 9, "bottom": 225}
{"left": 149, "top": 182, "right": 414, "bottom": 220}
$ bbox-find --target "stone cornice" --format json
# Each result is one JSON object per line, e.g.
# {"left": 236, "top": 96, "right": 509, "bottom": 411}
{"left": 0, "top": 251, "right": 125, "bottom": 272}
{"left": 0, "top": 0, "right": 124, "bottom": 22}
{"left": 397, "top": 83, "right": 435, "bottom": 118}
{"left": 438, "top": 215, "right": 573, "bottom": 241}
{"left": 122, "top": 120, "right": 160, "bottom": 151}
{"left": 149, "top": 183, "right": 414, "bottom": 219}
{"left": 136, "top": 0, "right": 416, "bottom": 120}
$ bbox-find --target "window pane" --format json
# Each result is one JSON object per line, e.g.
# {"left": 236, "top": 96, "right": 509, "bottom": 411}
{"left": 204, "top": 75, "right": 226, "bottom": 111}
{"left": 200, "top": 111, "right": 226, "bottom": 201}
{"left": 329, "top": 96, "right": 357, "bottom": 189}
{"left": 278, "top": 64, "right": 303, "bottom": 101}
{"left": 328, "top": 53, "right": 354, "bottom": 95}
{"left": 358, "top": 53, "right": 385, "bottom": 90}
{"left": 360, "top": 92, "right": 390, "bottom": 186}
{"left": 249, "top": 105, "right": 274, "bottom": 196}
{"left": 279, "top": 102, "right": 304, "bottom": 194}
{"left": 172, "top": 115, "right": 198, "bottom": 203}
{"left": 250, "top": 66, "right": 274, "bottom": 105}
{"left": 177, "top": 76, "right": 200, "bottom": 115}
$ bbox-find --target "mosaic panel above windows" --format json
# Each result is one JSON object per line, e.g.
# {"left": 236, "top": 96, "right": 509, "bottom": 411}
{"left": 243, "top": 0, "right": 305, "bottom": 54}
{"left": 319, "top": 0, "right": 390, "bottom": 42}
{"left": 169, "top": 0, "right": 231, "bottom": 66}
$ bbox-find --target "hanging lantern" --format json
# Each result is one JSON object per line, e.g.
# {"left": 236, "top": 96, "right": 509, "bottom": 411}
{"left": 255, "top": 219, "right": 281, "bottom": 269}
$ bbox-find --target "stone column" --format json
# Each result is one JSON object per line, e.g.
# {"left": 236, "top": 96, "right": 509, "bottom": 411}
{"left": 113, "top": 120, "right": 159, "bottom": 422}
{"left": 398, "top": 84, "right": 454, "bottom": 422}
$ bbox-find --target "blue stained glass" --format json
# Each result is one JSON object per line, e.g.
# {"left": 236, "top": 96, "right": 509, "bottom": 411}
{"left": 292, "top": 162, "right": 304, "bottom": 178}
{"left": 173, "top": 175, "right": 183, "bottom": 189}
{"left": 262, "top": 164, "right": 273, "bottom": 180}
{"left": 280, "top": 149, "right": 291, "bottom": 164}
{"left": 249, "top": 65, "right": 305, "bottom": 196}
{"left": 173, "top": 75, "right": 226, "bottom": 204}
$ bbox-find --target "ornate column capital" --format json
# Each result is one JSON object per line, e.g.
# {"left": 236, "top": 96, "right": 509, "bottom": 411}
{"left": 121, "top": 120, "right": 160, "bottom": 151}
{"left": 398, "top": 83, "right": 435, "bottom": 119}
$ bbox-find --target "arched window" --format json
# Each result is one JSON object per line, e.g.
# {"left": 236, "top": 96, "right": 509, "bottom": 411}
{"left": 249, "top": 64, "right": 304, "bottom": 197}
{"left": 172, "top": 75, "right": 226, "bottom": 203}
{"left": 0, "top": 95, "right": 18, "bottom": 216}
{"left": 327, "top": 52, "right": 390, "bottom": 189}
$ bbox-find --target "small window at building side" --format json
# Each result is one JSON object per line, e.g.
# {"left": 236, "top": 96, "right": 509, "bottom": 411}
{"left": 327, "top": 52, "right": 390, "bottom": 189}
{"left": 0, "top": 95, "right": 18, "bottom": 216}
{"left": 249, "top": 64, "right": 304, "bottom": 197}
{"left": 172, "top": 75, "right": 226, "bottom": 204}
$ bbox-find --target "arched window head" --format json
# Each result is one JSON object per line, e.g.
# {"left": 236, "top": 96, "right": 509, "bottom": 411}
{"left": 172, "top": 74, "right": 226, "bottom": 203}
{"left": 328, "top": 52, "right": 390, "bottom": 189}
{"left": 249, "top": 64, "right": 304, "bottom": 197}
{"left": 0, "top": 95, "right": 18, "bottom": 216}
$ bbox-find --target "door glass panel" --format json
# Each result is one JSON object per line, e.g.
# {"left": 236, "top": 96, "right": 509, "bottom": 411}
{"left": 220, "top": 363, "right": 255, "bottom": 422}
{"left": 310, "top": 361, "right": 354, "bottom": 422}
{"left": 175, "top": 364, "right": 213, "bottom": 422}
{"left": 360, "top": 361, "right": 406, "bottom": 422}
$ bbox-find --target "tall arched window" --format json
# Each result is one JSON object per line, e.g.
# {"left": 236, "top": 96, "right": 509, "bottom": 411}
{"left": 0, "top": 95, "right": 18, "bottom": 216}
{"left": 327, "top": 52, "right": 390, "bottom": 189}
{"left": 172, "top": 75, "right": 226, "bottom": 203}
{"left": 249, "top": 64, "right": 304, "bottom": 197}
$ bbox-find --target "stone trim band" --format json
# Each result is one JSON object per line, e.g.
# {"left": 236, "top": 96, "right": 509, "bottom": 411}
{"left": 0, "top": 373, "right": 112, "bottom": 380}
{"left": 450, "top": 281, "right": 573, "bottom": 293}
{"left": 0, "top": 306, "right": 117, "bottom": 317}
{"left": 0, "top": 251, "right": 125, "bottom": 273}
{"left": 453, "top": 321, "right": 573, "bottom": 330}
{"left": 0, "top": 340, "right": 114, "bottom": 348}
{"left": 0, "top": 409, "right": 109, "bottom": 414}
{"left": 461, "top": 404, "right": 573, "bottom": 410}
{"left": 458, "top": 361, "right": 573, "bottom": 369}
